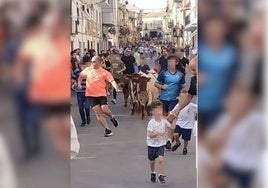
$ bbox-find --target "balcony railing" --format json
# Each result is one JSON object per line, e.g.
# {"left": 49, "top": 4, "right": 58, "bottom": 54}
{"left": 185, "top": 15, "right": 190, "bottom": 25}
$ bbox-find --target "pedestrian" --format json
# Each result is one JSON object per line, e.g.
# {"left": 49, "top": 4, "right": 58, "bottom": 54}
{"left": 71, "top": 56, "right": 91, "bottom": 127}
{"left": 121, "top": 48, "right": 136, "bottom": 75}
{"left": 176, "top": 48, "right": 189, "bottom": 73}
{"left": 78, "top": 56, "right": 120, "bottom": 137}
{"left": 147, "top": 101, "right": 170, "bottom": 184}
{"left": 110, "top": 50, "right": 126, "bottom": 104}
{"left": 170, "top": 93, "right": 197, "bottom": 155}
{"left": 158, "top": 47, "right": 169, "bottom": 72}
{"left": 154, "top": 55, "right": 186, "bottom": 150}
{"left": 134, "top": 48, "right": 141, "bottom": 66}
{"left": 138, "top": 55, "right": 150, "bottom": 74}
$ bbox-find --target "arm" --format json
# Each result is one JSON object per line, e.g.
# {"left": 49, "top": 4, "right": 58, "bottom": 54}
{"left": 148, "top": 131, "right": 164, "bottom": 138}
{"left": 110, "top": 80, "right": 120, "bottom": 92}
{"left": 154, "top": 71, "right": 168, "bottom": 89}
{"left": 117, "top": 62, "right": 126, "bottom": 74}
{"left": 167, "top": 94, "right": 193, "bottom": 123}
{"left": 77, "top": 71, "right": 86, "bottom": 89}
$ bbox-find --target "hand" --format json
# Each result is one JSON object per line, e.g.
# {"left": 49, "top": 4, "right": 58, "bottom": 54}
{"left": 115, "top": 87, "right": 121, "bottom": 93}
{"left": 77, "top": 83, "right": 82, "bottom": 89}
{"left": 159, "top": 130, "right": 166, "bottom": 136}
{"left": 162, "top": 84, "right": 168, "bottom": 90}
{"left": 167, "top": 111, "right": 178, "bottom": 124}
{"left": 72, "top": 82, "right": 77, "bottom": 89}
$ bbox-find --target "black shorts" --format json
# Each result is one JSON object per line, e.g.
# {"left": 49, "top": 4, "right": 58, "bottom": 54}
{"left": 175, "top": 125, "right": 192, "bottom": 141}
{"left": 148, "top": 146, "right": 165, "bottom": 161}
{"left": 87, "top": 96, "right": 108, "bottom": 108}
{"left": 34, "top": 103, "right": 70, "bottom": 118}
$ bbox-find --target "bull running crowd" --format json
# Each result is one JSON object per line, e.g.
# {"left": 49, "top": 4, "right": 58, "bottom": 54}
{"left": 71, "top": 40, "right": 197, "bottom": 184}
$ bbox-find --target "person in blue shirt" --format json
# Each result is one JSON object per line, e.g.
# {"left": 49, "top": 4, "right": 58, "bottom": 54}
{"left": 71, "top": 56, "right": 91, "bottom": 127}
{"left": 155, "top": 55, "right": 186, "bottom": 149}
{"left": 158, "top": 47, "right": 169, "bottom": 72}
{"left": 138, "top": 55, "right": 150, "bottom": 74}
{"left": 198, "top": 15, "right": 238, "bottom": 132}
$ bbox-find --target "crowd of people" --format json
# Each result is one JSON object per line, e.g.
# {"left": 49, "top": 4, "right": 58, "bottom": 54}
{"left": 71, "top": 39, "right": 197, "bottom": 184}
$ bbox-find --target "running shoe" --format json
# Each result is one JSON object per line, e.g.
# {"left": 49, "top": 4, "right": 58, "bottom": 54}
{"left": 110, "top": 117, "right": 119, "bottom": 127}
{"left": 158, "top": 175, "right": 166, "bottom": 184}
{"left": 171, "top": 143, "right": 181, "bottom": 151}
{"left": 150, "top": 173, "right": 156, "bottom": 183}
{"left": 104, "top": 129, "right": 113, "bottom": 137}
{"left": 165, "top": 140, "right": 171, "bottom": 150}
{"left": 183, "top": 148, "right": 188, "bottom": 155}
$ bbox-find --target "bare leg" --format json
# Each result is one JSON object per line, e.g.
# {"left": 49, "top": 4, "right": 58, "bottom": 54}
{"left": 158, "top": 156, "right": 165, "bottom": 175}
{"left": 100, "top": 105, "right": 114, "bottom": 119}
{"left": 93, "top": 105, "right": 110, "bottom": 129}
{"left": 184, "top": 140, "right": 189, "bottom": 149}
{"left": 150, "top": 160, "right": 155, "bottom": 173}
{"left": 174, "top": 133, "right": 180, "bottom": 145}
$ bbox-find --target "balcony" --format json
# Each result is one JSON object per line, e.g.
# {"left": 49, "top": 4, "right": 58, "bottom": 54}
{"left": 185, "top": 13, "right": 197, "bottom": 32}
{"left": 102, "top": 12, "right": 116, "bottom": 27}
{"left": 96, "top": 0, "right": 111, "bottom": 8}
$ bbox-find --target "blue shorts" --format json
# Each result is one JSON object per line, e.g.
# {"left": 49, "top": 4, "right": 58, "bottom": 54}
{"left": 175, "top": 125, "right": 192, "bottom": 141}
{"left": 148, "top": 146, "right": 165, "bottom": 161}
{"left": 160, "top": 99, "right": 178, "bottom": 114}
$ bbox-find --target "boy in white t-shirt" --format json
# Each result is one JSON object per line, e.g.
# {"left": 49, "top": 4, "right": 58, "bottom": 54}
{"left": 147, "top": 101, "right": 171, "bottom": 184}
{"left": 171, "top": 95, "right": 197, "bottom": 155}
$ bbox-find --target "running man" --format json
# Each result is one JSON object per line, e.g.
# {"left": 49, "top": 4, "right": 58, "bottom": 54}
{"left": 78, "top": 56, "right": 120, "bottom": 137}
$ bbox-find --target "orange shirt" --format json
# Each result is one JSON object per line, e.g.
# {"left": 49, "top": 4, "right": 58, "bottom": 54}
{"left": 17, "top": 32, "right": 70, "bottom": 104}
{"left": 80, "top": 67, "right": 114, "bottom": 97}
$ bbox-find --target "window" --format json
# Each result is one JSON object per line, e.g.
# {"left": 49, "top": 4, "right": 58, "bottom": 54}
{"left": 82, "top": 5, "right": 85, "bottom": 11}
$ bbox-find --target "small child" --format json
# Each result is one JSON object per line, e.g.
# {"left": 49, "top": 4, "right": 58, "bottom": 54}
{"left": 147, "top": 101, "right": 171, "bottom": 184}
{"left": 138, "top": 56, "right": 150, "bottom": 74}
{"left": 171, "top": 94, "right": 197, "bottom": 155}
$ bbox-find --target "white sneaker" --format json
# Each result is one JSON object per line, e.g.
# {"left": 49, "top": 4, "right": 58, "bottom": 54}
{"left": 111, "top": 99, "right": 117, "bottom": 104}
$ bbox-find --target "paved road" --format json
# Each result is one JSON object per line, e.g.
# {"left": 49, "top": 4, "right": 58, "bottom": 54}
{"left": 71, "top": 91, "right": 196, "bottom": 188}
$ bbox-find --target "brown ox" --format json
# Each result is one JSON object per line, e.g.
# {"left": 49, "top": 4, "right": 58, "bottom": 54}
{"left": 138, "top": 76, "right": 151, "bottom": 119}
{"left": 129, "top": 73, "right": 141, "bottom": 116}
{"left": 119, "top": 75, "right": 131, "bottom": 107}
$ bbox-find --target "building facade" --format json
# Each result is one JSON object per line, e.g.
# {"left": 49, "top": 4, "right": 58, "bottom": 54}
{"left": 141, "top": 11, "right": 165, "bottom": 40}
{"left": 71, "top": 0, "right": 103, "bottom": 53}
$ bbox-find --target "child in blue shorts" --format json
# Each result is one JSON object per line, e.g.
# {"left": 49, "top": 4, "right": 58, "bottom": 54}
{"left": 147, "top": 101, "right": 171, "bottom": 183}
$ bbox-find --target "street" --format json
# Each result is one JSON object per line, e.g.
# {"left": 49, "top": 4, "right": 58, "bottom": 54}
{"left": 71, "top": 62, "right": 197, "bottom": 188}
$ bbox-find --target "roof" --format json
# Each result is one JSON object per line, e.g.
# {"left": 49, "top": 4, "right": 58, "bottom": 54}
{"left": 142, "top": 11, "right": 166, "bottom": 19}
{"left": 126, "top": 4, "right": 142, "bottom": 12}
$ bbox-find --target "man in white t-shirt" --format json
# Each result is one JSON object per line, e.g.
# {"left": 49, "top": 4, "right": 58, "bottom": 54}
{"left": 147, "top": 101, "right": 171, "bottom": 184}
{"left": 170, "top": 95, "right": 197, "bottom": 155}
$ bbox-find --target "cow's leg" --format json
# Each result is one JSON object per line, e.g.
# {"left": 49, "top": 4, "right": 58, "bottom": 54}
{"left": 141, "top": 105, "right": 145, "bottom": 120}
{"left": 131, "top": 102, "right": 136, "bottom": 116}
{"left": 123, "top": 86, "right": 128, "bottom": 107}
{"left": 146, "top": 103, "right": 151, "bottom": 116}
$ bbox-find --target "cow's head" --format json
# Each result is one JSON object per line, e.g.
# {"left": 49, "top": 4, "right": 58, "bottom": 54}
{"left": 138, "top": 76, "right": 151, "bottom": 92}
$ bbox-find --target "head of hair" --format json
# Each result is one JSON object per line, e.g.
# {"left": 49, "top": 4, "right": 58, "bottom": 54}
{"left": 83, "top": 56, "right": 91, "bottom": 63}
{"left": 103, "top": 52, "right": 109, "bottom": 58}
{"left": 167, "top": 54, "right": 177, "bottom": 61}
{"left": 148, "top": 101, "right": 163, "bottom": 112}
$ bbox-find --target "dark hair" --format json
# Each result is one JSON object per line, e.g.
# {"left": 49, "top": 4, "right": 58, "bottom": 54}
{"left": 149, "top": 101, "right": 163, "bottom": 111}
{"left": 83, "top": 56, "right": 91, "bottom": 63}
{"left": 167, "top": 54, "right": 177, "bottom": 61}
{"left": 103, "top": 53, "right": 109, "bottom": 58}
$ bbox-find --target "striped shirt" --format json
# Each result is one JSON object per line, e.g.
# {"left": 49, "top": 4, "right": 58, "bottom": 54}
{"left": 71, "top": 68, "right": 86, "bottom": 92}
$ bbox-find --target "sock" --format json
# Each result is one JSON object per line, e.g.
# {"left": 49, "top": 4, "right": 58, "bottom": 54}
{"left": 151, "top": 171, "right": 156, "bottom": 174}
{"left": 167, "top": 138, "right": 172, "bottom": 142}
